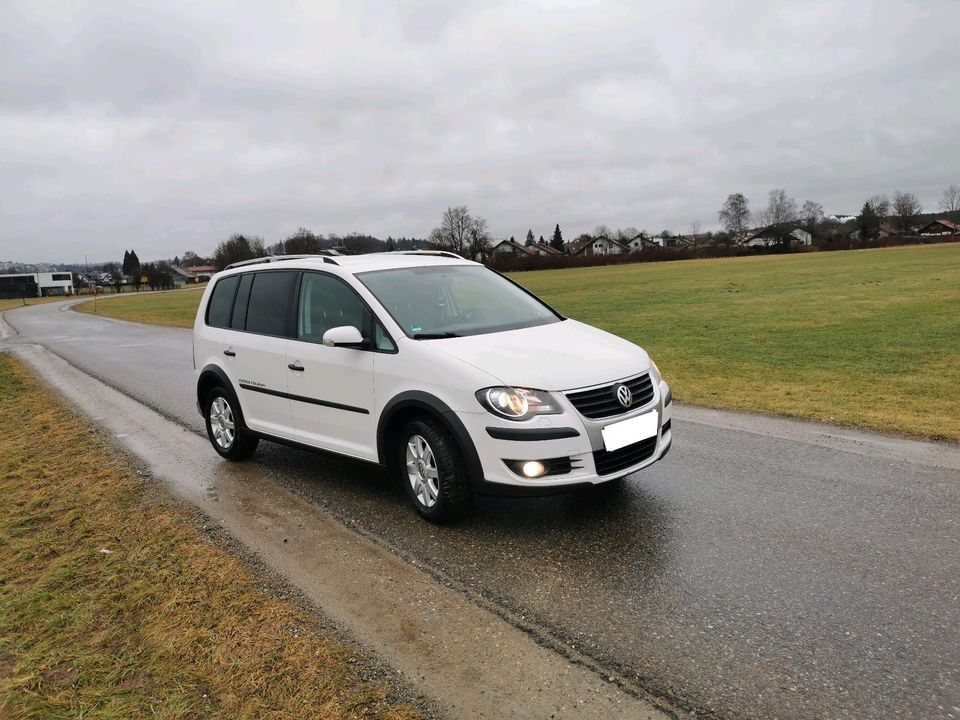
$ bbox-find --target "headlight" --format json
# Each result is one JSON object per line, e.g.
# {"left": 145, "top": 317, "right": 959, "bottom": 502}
{"left": 476, "top": 387, "right": 561, "bottom": 420}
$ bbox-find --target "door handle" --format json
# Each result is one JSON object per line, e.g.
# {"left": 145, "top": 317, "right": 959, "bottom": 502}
{"left": 223, "top": 349, "right": 236, "bottom": 357}
{"left": 288, "top": 362, "right": 304, "bottom": 372}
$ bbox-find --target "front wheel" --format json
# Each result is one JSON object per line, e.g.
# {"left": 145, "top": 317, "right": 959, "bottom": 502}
{"left": 204, "top": 387, "right": 259, "bottom": 460}
{"left": 398, "top": 417, "right": 471, "bottom": 523}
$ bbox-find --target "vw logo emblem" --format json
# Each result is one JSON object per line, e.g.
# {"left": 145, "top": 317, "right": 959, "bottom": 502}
{"left": 615, "top": 384, "right": 633, "bottom": 408}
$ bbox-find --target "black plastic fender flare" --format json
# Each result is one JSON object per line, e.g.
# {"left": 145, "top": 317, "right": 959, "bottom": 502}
{"left": 376, "top": 390, "right": 485, "bottom": 488}
{"left": 196, "top": 364, "right": 248, "bottom": 429}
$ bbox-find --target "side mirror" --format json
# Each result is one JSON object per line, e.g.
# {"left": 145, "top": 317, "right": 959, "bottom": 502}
{"left": 322, "top": 325, "right": 365, "bottom": 348}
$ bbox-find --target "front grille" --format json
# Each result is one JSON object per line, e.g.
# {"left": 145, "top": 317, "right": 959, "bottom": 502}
{"left": 592, "top": 436, "right": 658, "bottom": 476}
{"left": 565, "top": 372, "right": 655, "bottom": 420}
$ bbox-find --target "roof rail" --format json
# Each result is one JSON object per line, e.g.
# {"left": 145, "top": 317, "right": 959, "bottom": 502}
{"left": 387, "top": 249, "right": 462, "bottom": 259}
{"left": 223, "top": 253, "right": 339, "bottom": 271}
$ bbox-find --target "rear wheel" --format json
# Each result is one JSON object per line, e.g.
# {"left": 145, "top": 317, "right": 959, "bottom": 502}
{"left": 398, "top": 417, "right": 471, "bottom": 522}
{"left": 204, "top": 387, "right": 259, "bottom": 460}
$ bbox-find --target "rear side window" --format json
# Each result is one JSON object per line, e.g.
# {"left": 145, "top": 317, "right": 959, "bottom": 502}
{"left": 245, "top": 271, "right": 297, "bottom": 337}
{"left": 206, "top": 275, "right": 240, "bottom": 328}
{"left": 230, "top": 274, "right": 254, "bottom": 330}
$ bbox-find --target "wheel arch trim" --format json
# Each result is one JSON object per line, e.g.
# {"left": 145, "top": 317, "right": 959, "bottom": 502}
{"left": 376, "top": 391, "right": 485, "bottom": 487}
{"left": 197, "top": 364, "right": 248, "bottom": 429}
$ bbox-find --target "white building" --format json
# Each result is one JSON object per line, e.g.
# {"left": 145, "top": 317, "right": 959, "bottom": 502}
{"left": 0, "top": 272, "right": 74, "bottom": 299}
{"left": 490, "top": 238, "right": 535, "bottom": 257}
{"left": 572, "top": 236, "right": 628, "bottom": 256}
{"left": 743, "top": 227, "right": 813, "bottom": 248}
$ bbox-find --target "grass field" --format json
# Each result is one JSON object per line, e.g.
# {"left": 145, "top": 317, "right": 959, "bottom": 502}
{"left": 74, "top": 285, "right": 207, "bottom": 327}
{"left": 0, "top": 354, "right": 419, "bottom": 720}
{"left": 70, "top": 244, "right": 960, "bottom": 442}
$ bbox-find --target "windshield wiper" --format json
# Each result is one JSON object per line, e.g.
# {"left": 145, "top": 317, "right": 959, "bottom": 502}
{"left": 412, "top": 332, "right": 460, "bottom": 339}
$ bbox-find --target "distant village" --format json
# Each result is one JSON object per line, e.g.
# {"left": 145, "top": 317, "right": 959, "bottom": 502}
{"left": 2, "top": 194, "right": 958, "bottom": 300}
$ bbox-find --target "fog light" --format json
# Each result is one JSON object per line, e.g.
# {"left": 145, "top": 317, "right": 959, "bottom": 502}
{"left": 521, "top": 460, "right": 546, "bottom": 478}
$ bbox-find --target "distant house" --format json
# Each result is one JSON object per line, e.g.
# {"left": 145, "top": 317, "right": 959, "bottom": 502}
{"left": 916, "top": 219, "right": 959, "bottom": 236}
{"left": 847, "top": 223, "right": 897, "bottom": 241}
{"left": 490, "top": 238, "right": 535, "bottom": 257}
{"left": 676, "top": 232, "right": 712, "bottom": 248}
{"left": 170, "top": 266, "right": 198, "bottom": 287}
{"left": 626, "top": 234, "right": 662, "bottom": 251}
{"left": 185, "top": 264, "right": 215, "bottom": 281}
{"left": 0, "top": 272, "right": 74, "bottom": 299}
{"left": 530, "top": 242, "right": 564, "bottom": 256}
{"left": 744, "top": 227, "right": 813, "bottom": 248}
{"left": 571, "top": 236, "right": 628, "bottom": 256}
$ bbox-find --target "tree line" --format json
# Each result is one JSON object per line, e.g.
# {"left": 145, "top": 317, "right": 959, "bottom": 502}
{"left": 96, "top": 181, "right": 960, "bottom": 283}
{"left": 715, "top": 183, "right": 960, "bottom": 247}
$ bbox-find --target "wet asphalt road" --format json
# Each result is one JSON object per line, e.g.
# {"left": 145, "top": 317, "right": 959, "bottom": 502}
{"left": 5, "top": 301, "right": 959, "bottom": 719}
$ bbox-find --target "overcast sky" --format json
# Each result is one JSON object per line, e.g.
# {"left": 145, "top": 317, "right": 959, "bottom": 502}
{"left": 1, "top": 0, "right": 958, "bottom": 263}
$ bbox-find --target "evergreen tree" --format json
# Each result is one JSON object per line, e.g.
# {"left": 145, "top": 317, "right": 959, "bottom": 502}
{"left": 128, "top": 251, "right": 142, "bottom": 290}
{"left": 122, "top": 250, "right": 131, "bottom": 276}
{"left": 857, "top": 201, "right": 880, "bottom": 240}
{"left": 550, "top": 223, "right": 563, "bottom": 250}
{"left": 525, "top": 229, "right": 534, "bottom": 246}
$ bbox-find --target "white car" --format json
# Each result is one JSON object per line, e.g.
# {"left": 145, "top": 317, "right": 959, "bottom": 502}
{"left": 193, "top": 251, "right": 672, "bottom": 521}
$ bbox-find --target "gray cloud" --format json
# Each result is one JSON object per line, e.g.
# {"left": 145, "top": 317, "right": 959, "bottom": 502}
{"left": 1, "top": 0, "right": 958, "bottom": 262}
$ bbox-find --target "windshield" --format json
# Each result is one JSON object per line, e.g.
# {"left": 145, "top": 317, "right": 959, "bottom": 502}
{"left": 356, "top": 265, "right": 561, "bottom": 338}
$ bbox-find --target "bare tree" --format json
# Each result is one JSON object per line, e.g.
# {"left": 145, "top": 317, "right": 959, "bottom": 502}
{"left": 615, "top": 226, "right": 639, "bottom": 241}
{"left": 892, "top": 191, "right": 922, "bottom": 233}
{"left": 689, "top": 221, "right": 702, "bottom": 236}
{"left": 467, "top": 216, "right": 492, "bottom": 261}
{"left": 429, "top": 206, "right": 473, "bottom": 254}
{"left": 429, "top": 206, "right": 489, "bottom": 258}
{"left": 212, "top": 234, "right": 267, "bottom": 270}
{"left": 594, "top": 224, "right": 612, "bottom": 238}
{"left": 800, "top": 200, "right": 824, "bottom": 236}
{"left": 939, "top": 184, "right": 960, "bottom": 217}
{"left": 284, "top": 227, "right": 322, "bottom": 254}
{"left": 761, "top": 189, "right": 799, "bottom": 247}
{"left": 718, "top": 193, "right": 751, "bottom": 242}
{"left": 868, "top": 194, "right": 890, "bottom": 220}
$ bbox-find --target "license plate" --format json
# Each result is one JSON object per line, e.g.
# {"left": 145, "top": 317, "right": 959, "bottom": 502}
{"left": 601, "top": 410, "right": 659, "bottom": 452}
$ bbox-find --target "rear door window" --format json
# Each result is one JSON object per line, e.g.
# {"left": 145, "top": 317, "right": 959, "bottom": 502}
{"left": 206, "top": 275, "right": 240, "bottom": 328}
{"left": 230, "top": 274, "right": 254, "bottom": 330}
{"left": 245, "top": 271, "right": 297, "bottom": 337}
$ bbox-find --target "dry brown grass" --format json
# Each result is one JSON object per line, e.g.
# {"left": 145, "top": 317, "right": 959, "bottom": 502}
{"left": 0, "top": 353, "right": 420, "bottom": 720}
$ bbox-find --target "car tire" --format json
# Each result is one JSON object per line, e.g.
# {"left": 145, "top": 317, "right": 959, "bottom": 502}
{"left": 204, "top": 387, "right": 259, "bottom": 461}
{"left": 398, "top": 416, "right": 471, "bottom": 523}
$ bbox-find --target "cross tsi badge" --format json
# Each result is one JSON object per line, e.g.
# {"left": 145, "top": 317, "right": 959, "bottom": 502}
{"left": 615, "top": 383, "right": 633, "bottom": 408}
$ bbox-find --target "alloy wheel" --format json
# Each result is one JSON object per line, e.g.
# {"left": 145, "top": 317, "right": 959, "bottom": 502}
{"left": 209, "top": 396, "right": 236, "bottom": 449}
{"left": 405, "top": 434, "right": 439, "bottom": 508}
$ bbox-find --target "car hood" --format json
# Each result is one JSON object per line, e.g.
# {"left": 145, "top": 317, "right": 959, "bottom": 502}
{"left": 425, "top": 319, "right": 651, "bottom": 391}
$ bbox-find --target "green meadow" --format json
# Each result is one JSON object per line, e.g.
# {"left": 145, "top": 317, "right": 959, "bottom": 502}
{"left": 71, "top": 244, "right": 960, "bottom": 441}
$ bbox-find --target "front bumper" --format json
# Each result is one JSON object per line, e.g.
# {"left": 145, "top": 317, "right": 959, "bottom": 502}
{"left": 459, "top": 378, "right": 673, "bottom": 493}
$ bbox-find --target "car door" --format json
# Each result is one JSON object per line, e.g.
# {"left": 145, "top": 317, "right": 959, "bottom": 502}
{"left": 286, "top": 271, "right": 381, "bottom": 460}
{"left": 229, "top": 270, "right": 298, "bottom": 439}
